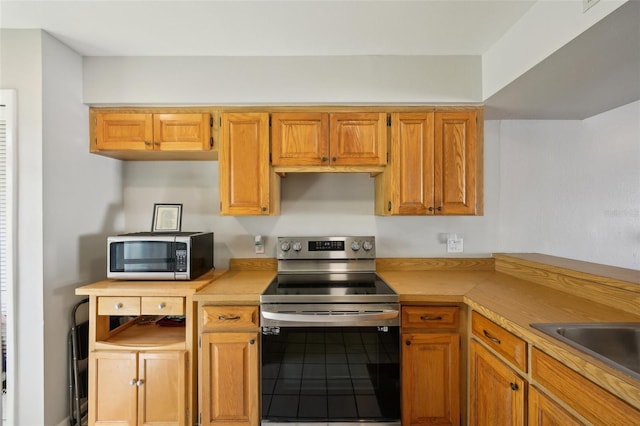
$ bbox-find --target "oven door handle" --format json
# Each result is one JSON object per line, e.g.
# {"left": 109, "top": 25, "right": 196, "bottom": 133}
{"left": 261, "top": 309, "right": 399, "bottom": 323}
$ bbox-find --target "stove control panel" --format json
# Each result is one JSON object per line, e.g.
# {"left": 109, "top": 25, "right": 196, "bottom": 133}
{"left": 277, "top": 236, "right": 376, "bottom": 260}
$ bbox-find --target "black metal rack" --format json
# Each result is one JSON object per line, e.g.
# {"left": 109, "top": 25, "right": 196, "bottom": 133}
{"left": 68, "top": 298, "right": 89, "bottom": 426}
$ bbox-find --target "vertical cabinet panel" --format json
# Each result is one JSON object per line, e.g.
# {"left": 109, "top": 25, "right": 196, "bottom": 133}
{"left": 90, "top": 351, "right": 139, "bottom": 426}
{"left": 271, "top": 112, "right": 329, "bottom": 166}
{"left": 469, "top": 340, "right": 526, "bottom": 426}
{"left": 220, "top": 113, "right": 275, "bottom": 215}
{"left": 138, "top": 351, "right": 187, "bottom": 426}
{"left": 402, "top": 333, "right": 460, "bottom": 425}
{"left": 200, "top": 332, "right": 259, "bottom": 426}
{"left": 434, "top": 111, "right": 478, "bottom": 215}
{"left": 529, "top": 386, "right": 584, "bottom": 426}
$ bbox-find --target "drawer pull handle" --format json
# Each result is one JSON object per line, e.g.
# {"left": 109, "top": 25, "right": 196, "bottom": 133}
{"left": 136, "top": 380, "right": 144, "bottom": 387}
{"left": 158, "top": 302, "right": 166, "bottom": 310}
{"left": 218, "top": 315, "right": 240, "bottom": 321}
{"left": 510, "top": 382, "right": 518, "bottom": 391}
{"left": 115, "top": 303, "right": 124, "bottom": 310}
{"left": 483, "top": 329, "right": 501, "bottom": 345}
{"left": 420, "top": 315, "right": 443, "bottom": 321}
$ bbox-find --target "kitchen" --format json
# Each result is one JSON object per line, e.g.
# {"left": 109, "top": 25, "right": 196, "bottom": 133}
{"left": 1, "top": 0, "right": 639, "bottom": 425}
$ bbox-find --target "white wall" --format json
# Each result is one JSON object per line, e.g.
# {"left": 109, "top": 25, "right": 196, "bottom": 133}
{"left": 1, "top": 29, "right": 124, "bottom": 425}
{"left": 83, "top": 55, "right": 482, "bottom": 104}
{"left": 42, "top": 32, "right": 124, "bottom": 425}
{"left": 498, "top": 101, "right": 640, "bottom": 270}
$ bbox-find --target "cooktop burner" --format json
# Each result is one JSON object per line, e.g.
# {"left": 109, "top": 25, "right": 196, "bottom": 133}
{"left": 260, "top": 272, "right": 398, "bottom": 304}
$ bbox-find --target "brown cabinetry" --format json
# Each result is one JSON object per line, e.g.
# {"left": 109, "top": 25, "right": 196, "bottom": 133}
{"left": 219, "top": 112, "right": 280, "bottom": 215}
{"left": 376, "top": 109, "right": 482, "bottom": 216}
{"left": 529, "top": 386, "right": 583, "bottom": 426}
{"left": 89, "top": 350, "right": 187, "bottom": 426}
{"left": 469, "top": 339, "right": 526, "bottom": 426}
{"left": 76, "top": 274, "right": 217, "bottom": 426}
{"left": 199, "top": 305, "right": 260, "bottom": 426}
{"left": 92, "top": 111, "right": 214, "bottom": 159}
{"left": 271, "top": 112, "right": 387, "bottom": 169}
{"left": 401, "top": 306, "right": 460, "bottom": 425}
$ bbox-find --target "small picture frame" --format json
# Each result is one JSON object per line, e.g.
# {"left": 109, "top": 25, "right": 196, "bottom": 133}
{"left": 152, "top": 203, "right": 182, "bottom": 233}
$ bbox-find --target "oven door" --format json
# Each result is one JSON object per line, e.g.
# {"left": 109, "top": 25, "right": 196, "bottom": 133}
{"left": 261, "top": 306, "right": 400, "bottom": 425}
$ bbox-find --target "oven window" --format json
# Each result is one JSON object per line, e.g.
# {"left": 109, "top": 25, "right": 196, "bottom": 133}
{"left": 262, "top": 326, "right": 400, "bottom": 422}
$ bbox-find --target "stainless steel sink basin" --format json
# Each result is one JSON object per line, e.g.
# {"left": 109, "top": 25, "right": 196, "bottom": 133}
{"left": 530, "top": 323, "right": 640, "bottom": 381}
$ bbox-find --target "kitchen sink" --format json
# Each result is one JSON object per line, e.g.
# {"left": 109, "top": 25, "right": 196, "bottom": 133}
{"left": 530, "top": 323, "right": 640, "bottom": 381}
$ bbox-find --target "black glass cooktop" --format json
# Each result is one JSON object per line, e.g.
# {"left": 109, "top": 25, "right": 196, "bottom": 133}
{"left": 260, "top": 273, "right": 398, "bottom": 304}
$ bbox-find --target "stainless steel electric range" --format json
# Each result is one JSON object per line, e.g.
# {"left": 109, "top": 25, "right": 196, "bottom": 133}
{"left": 260, "top": 236, "right": 400, "bottom": 426}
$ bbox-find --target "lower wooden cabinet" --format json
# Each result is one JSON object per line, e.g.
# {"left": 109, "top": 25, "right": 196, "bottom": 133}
{"left": 402, "top": 333, "right": 460, "bottom": 425}
{"left": 89, "top": 350, "right": 187, "bottom": 426}
{"left": 529, "top": 386, "right": 583, "bottom": 426}
{"left": 469, "top": 339, "right": 526, "bottom": 426}
{"left": 198, "top": 304, "right": 260, "bottom": 426}
{"left": 401, "top": 305, "right": 461, "bottom": 425}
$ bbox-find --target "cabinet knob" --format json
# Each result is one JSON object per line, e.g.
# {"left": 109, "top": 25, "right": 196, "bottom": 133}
{"left": 321, "top": 156, "right": 328, "bottom": 162}
{"left": 130, "top": 379, "right": 137, "bottom": 386}
{"left": 510, "top": 382, "right": 518, "bottom": 391}
{"left": 136, "top": 380, "right": 144, "bottom": 387}
{"left": 144, "top": 141, "right": 151, "bottom": 146}
{"left": 428, "top": 206, "right": 434, "bottom": 212}
{"left": 387, "top": 202, "right": 392, "bottom": 212}
{"left": 158, "top": 302, "right": 166, "bottom": 310}
{"left": 115, "top": 303, "right": 123, "bottom": 310}
{"left": 332, "top": 157, "right": 337, "bottom": 162}
{"left": 405, "top": 340, "right": 411, "bottom": 346}
{"left": 436, "top": 206, "right": 442, "bottom": 211}
{"left": 250, "top": 339, "right": 255, "bottom": 345}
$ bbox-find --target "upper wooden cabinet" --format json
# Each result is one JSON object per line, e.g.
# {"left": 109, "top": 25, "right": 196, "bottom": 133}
{"left": 271, "top": 112, "right": 387, "bottom": 170}
{"left": 376, "top": 109, "right": 483, "bottom": 216}
{"left": 219, "top": 112, "right": 280, "bottom": 215}
{"left": 90, "top": 109, "right": 217, "bottom": 160}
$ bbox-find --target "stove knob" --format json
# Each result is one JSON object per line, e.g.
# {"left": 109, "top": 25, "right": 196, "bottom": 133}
{"left": 363, "top": 241, "right": 374, "bottom": 251}
{"left": 280, "top": 241, "right": 291, "bottom": 252}
{"left": 351, "top": 241, "right": 361, "bottom": 251}
{"left": 292, "top": 241, "right": 302, "bottom": 252}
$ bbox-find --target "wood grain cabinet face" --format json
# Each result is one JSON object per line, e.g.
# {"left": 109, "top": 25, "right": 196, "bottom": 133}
{"left": 529, "top": 386, "right": 584, "bottom": 426}
{"left": 469, "top": 339, "right": 526, "bottom": 426}
{"left": 471, "top": 312, "right": 527, "bottom": 372}
{"left": 376, "top": 110, "right": 482, "bottom": 216}
{"left": 401, "top": 306, "right": 460, "bottom": 425}
{"left": 94, "top": 112, "right": 211, "bottom": 152}
{"left": 200, "top": 332, "right": 259, "bottom": 426}
{"left": 219, "top": 112, "right": 279, "bottom": 215}
{"left": 271, "top": 112, "right": 387, "bottom": 167}
{"left": 89, "top": 350, "right": 187, "bottom": 426}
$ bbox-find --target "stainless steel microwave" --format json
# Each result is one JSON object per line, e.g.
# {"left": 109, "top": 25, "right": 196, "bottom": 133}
{"left": 107, "top": 232, "right": 213, "bottom": 280}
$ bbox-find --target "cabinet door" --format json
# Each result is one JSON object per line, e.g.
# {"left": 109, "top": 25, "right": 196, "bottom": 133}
{"left": 271, "top": 112, "right": 329, "bottom": 166}
{"left": 138, "top": 351, "right": 187, "bottom": 426}
{"left": 200, "top": 332, "right": 259, "bottom": 426}
{"left": 89, "top": 351, "right": 139, "bottom": 426}
{"left": 153, "top": 113, "right": 212, "bottom": 151}
{"left": 529, "top": 386, "right": 583, "bottom": 426}
{"left": 402, "top": 333, "right": 460, "bottom": 426}
{"left": 434, "top": 111, "right": 479, "bottom": 215}
{"left": 383, "top": 112, "right": 434, "bottom": 215}
{"left": 220, "top": 113, "right": 275, "bottom": 215}
{"left": 95, "top": 113, "right": 153, "bottom": 151}
{"left": 329, "top": 113, "right": 387, "bottom": 166}
{"left": 469, "top": 340, "right": 526, "bottom": 426}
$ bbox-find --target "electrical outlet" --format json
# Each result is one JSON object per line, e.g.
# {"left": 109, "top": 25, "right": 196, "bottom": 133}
{"left": 254, "top": 235, "right": 265, "bottom": 254}
{"left": 447, "top": 235, "right": 464, "bottom": 253}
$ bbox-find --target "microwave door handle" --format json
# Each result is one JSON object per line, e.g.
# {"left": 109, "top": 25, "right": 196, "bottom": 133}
{"left": 261, "top": 310, "right": 398, "bottom": 323}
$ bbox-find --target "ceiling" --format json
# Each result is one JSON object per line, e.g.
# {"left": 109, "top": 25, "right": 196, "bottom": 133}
{"left": 1, "top": 1, "right": 536, "bottom": 56}
{"left": 1, "top": 0, "right": 639, "bottom": 119}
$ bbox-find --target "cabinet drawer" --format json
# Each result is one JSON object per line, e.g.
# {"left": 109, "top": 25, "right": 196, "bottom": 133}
{"left": 98, "top": 296, "right": 141, "bottom": 316}
{"left": 402, "top": 306, "right": 459, "bottom": 330}
{"left": 202, "top": 306, "right": 259, "bottom": 331}
{"left": 532, "top": 348, "right": 640, "bottom": 425}
{"left": 141, "top": 296, "right": 184, "bottom": 315}
{"left": 472, "top": 312, "right": 527, "bottom": 372}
